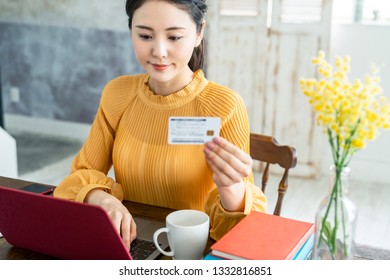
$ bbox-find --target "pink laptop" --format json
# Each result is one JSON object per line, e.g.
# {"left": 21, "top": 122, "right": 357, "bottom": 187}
{"left": 0, "top": 185, "right": 168, "bottom": 260}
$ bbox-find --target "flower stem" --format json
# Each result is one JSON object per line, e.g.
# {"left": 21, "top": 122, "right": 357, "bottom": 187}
{"left": 317, "top": 117, "right": 360, "bottom": 259}
{"left": 317, "top": 169, "right": 339, "bottom": 259}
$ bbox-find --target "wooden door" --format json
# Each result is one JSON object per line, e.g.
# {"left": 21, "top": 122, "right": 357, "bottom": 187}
{"left": 206, "top": 0, "right": 333, "bottom": 177}
{"left": 206, "top": 0, "right": 268, "bottom": 134}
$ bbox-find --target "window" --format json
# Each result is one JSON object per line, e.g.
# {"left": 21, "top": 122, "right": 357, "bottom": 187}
{"left": 332, "top": 0, "right": 390, "bottom": 25}
{"left": 279, "top": 0, "right": 323, "bottom": 23}
{"left": 220, "top": 0, "right": 258, "bottom": 16}
{"left": 361, "top": 0, "right": 390, "bottom": 24}
{"left": 219, "top": 0, "right": 324, "bottom": 23}
{"left": 332, "top": 0, "right": 355, "bottom": 24}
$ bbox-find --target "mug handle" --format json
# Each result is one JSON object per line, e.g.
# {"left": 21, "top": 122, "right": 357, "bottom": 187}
{"left": 153, "top": 228, "right": 174, "bottom": 257}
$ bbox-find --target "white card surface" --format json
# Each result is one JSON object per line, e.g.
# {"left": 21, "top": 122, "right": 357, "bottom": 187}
{"left": 168, "top": 117, "right": 221, "bottom": 145}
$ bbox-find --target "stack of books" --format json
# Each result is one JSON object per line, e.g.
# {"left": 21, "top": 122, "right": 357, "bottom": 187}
{"left": 204, "top": 211, "right": 314, "bottom": 260}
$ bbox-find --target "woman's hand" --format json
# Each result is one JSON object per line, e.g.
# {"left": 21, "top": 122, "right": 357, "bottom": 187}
{"left": 203, "top": 136, "right": 253, "bottom": 212}
{"left": 85, "top": 189, "right": 137, "bottom": 249}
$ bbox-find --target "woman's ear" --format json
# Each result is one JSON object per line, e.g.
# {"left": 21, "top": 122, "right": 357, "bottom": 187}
{"left": 195, "top": 20, "right": 206, "bottom": 47}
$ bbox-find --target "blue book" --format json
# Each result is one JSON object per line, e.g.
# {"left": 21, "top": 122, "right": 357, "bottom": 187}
{"left": 292, "top": 233, "right": 314, "bottom": 260}
{"left": 203, "top": 251, "right": 223, "bottom": 260}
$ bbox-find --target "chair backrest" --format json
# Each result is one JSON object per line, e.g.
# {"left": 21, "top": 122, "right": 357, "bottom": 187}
{"left": 250, "top": 133, "right": 297, "bottom": 216}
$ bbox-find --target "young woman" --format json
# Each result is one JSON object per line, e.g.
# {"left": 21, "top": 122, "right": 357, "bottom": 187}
{"left": 54, "top": 0, "right": 267, "bottom": 249}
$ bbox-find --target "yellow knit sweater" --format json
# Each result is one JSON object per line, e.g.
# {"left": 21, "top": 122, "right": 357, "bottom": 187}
{"left": 54, "top": 70, "right": 267, "bottom": 240}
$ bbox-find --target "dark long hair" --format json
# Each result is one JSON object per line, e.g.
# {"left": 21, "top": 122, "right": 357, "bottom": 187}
{"left": 125, "top": 0, "right": 207, "bottom": 72}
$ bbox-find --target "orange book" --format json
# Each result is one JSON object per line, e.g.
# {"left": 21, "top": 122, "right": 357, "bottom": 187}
{"left": 210, "top": 211, "right": 314, "bottom": 260}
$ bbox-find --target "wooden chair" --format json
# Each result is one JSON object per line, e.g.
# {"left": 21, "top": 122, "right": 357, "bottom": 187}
{"left": 250, "top": 133, "right": 297, "bottom": 216}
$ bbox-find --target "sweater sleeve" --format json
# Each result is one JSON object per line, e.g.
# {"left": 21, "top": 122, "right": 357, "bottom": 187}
{"left": 204, "top": 181, "right": 267, "bottom": 241}
{"left": 53, "top": 76, "right": 135, "bottom": 202}
{"left": 200, "top": 83, "right": 268, "bottom": 240}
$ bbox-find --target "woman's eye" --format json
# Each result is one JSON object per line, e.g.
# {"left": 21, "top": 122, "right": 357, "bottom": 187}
{"left": 139, "top": 34, "right": 152, "bottom": 40}
{"left": 169, "top": 36, "right": 183, "bottom": 41}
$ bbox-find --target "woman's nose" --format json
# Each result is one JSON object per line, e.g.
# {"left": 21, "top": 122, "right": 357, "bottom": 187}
{"left": 152, "top": 40, "right": 168, "bottom": 58}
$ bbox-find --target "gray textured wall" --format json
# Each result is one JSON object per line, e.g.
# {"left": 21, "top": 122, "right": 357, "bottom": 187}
{"left": 0, "top": 0, "right": 128, "bottom": 31}
{"left": 0, "top": 0, "right": 142, "bottom": 124}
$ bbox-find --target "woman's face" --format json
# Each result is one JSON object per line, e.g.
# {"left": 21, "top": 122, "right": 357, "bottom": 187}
{"left": 131, "top": 0, "right": 204, "bottom": 95}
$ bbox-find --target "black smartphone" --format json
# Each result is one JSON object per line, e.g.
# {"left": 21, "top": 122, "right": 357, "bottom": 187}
{"left": 20, "top": 183, "right": 54, "bottom": 195}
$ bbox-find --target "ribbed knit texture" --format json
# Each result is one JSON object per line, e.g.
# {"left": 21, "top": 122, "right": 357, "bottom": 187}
{"left": 54, "top": 70, "right": 267, "bottom": 240}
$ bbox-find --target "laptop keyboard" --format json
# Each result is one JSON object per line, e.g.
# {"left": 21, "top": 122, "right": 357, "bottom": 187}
{"left": 130, "top": 239, "right": 159, "bottom": 260}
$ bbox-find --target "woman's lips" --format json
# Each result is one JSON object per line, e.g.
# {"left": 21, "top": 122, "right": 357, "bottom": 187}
{"left": 151, "top": 64, "right": 170, "bottom": 71}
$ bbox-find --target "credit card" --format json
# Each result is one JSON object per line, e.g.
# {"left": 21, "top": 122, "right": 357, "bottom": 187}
{"left": 168, "top": 117, "right": 221, "bottom": 145}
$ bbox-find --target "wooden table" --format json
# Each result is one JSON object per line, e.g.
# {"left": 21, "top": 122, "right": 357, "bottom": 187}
{"left": 1, "top": 176, "right": 389, "bottom": 260}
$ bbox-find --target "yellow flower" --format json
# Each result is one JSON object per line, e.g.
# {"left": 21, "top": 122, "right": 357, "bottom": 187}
{"left": 335, "top": 57, "right": 343, "bottom": 68}
{"left": 302, "top": 50, "right": 389, "bottom": 260}
{"left": 351, "top": 138, "right": 366, "bottom": 149}
{"left": 312, "top": 57, "right": 321, "bottom": 65}
{"left": 299, "top": 50, "right": 390, "bottom": 165}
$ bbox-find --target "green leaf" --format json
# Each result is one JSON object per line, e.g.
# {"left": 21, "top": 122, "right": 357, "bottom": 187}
{"left": 330, "top": 221, "right": 339, "bottom": 254}
{"left": 321, "top": 220, "right": 333, "bottom": 243}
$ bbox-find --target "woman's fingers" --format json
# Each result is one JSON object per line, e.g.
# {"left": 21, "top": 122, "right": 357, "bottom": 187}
{"left": 212, "top": 137, "right": 252, "bottom": 165}
{"left": 86, "top": 189, "right": 136, "bottom": 250}
{"left": 204, "top": 137, "right": 252, "bottom": 186}
{"left": 130, "top": 218, "right": 137, "bottom": 243}
{"left": 205, "top": 151, "right": 241, "bottom": 184}
{"left": 203, "top": 137, "right": 249, "bottom": 212}
{"left": 206, "top": 138, "right": 252, "bottom": 173}
{"left": 110, "top": 207, "right": 137, "bottom": 250}
{"left": 120, "top": 212, "right": 132, "bottom": 249}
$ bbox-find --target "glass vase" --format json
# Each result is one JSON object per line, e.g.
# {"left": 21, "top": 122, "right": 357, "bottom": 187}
{"left": 312, "top": 165, "right": 358, "bottom": 260}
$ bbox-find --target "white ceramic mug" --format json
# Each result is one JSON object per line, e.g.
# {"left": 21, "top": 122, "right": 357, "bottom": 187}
{"left": 153, "top": 209, "right": 210, "bottom": 260}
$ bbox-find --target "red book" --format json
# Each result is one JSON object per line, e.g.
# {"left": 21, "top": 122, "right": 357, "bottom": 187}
{"left": 210, "top": 211, "right": 314, "bottom": 260}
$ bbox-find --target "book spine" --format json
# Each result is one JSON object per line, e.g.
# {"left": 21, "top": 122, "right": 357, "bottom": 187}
{"left": 292, "top": 233, "right": 314, "bottom": 260}
{"left": 286, "top": 226, "right": 315, "bottom": 259}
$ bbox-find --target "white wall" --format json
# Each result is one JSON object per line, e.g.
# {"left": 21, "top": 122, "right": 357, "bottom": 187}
{"left": 325, "top": 24, "right": 390, "bottom": 185}
{"left": 0, "top": 126, "right": 18, "bottom": 178}
{"left": 330, "top": 24, "right": 390, "bottom": 99}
